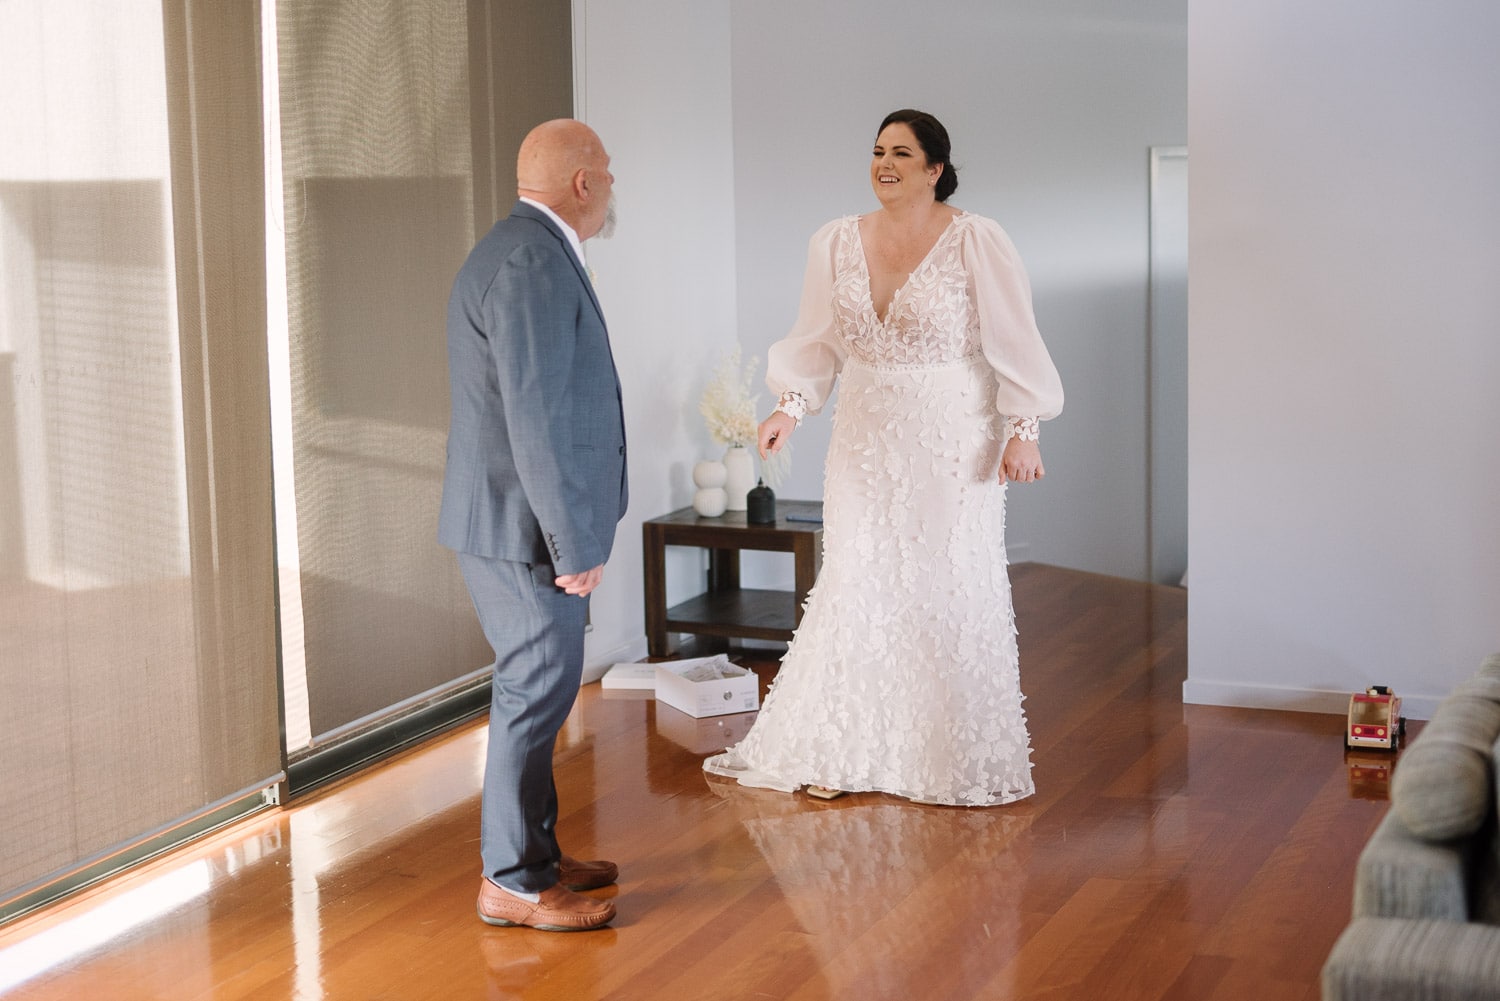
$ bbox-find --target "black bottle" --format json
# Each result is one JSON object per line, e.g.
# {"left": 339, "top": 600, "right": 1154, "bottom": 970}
{"left": 746, "top": 479, "right": 776, "bottom": 524}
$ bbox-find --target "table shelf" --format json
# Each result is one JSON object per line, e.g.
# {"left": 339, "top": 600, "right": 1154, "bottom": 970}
{"left": 664, "top": 588, "right": 800, "bottom": 642}
{"left": 642, "top": 501, "right": 823, "bottom": 657}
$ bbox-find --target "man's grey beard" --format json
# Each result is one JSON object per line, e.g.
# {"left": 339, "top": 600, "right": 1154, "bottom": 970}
{"left": 597, "top": 195, "right": 618, "bottom": 240}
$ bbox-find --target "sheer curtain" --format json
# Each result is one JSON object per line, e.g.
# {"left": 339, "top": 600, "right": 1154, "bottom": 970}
{"left": 271, "top": 0, "right": 572, "bottom": 758}
{"left": 0, "top": 0, "right": 575, "bottom": 917}
{"left": 0, "top": 0, "right": 280, "bottom": 917}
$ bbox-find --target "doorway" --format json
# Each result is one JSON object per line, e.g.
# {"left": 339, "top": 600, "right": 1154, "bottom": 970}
{"left": 1149, "top": 146, "right": 1188, "bottom": 587}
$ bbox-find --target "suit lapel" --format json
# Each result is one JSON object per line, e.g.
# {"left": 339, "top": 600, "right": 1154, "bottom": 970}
{"left": 510, "top": 201, "right": 606, "bottom": 327}
{"left": 509, "top": 202, "right": 624, "bottom": 456}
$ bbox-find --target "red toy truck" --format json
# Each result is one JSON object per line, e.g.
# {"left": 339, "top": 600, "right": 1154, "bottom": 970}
{"left": 1346, "top": 686, "right": 1405, "bottom": 750}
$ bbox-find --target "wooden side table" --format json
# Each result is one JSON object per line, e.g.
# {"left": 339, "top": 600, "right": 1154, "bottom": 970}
{"left": 641, "top": 500, "right": 824, "bottom": 657}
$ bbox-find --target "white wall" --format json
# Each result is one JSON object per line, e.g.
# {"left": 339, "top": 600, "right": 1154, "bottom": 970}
{"left": 729, "top": 0, "right": 1187, "bottom": 580}
{"left": 574, "top": 0, "right": 741, "bottom": 674}
{"left": 573, "top": 0, "right": 1188, "bottom": 667}
{"left": 1187, "top": 0, "right": 1500, "bottom": 717}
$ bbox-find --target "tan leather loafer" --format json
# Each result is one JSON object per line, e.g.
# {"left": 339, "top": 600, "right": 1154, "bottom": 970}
{"left": 476, "top": 879, "right": 616, "bottom": 932}
{"left": 559, "top": 855, "right": 618, "bottom": 891}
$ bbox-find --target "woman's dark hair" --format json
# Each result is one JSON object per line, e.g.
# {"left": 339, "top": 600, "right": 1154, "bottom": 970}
{"left": 877, "top": 109, "right": 958, "bottom": 202}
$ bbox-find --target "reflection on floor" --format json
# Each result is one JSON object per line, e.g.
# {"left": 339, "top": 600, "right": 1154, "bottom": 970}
{"left": 0, "top": 565, "right": 1391, "bottom": 1001}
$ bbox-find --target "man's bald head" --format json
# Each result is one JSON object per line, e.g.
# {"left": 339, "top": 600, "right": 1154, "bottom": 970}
{"left": 516, "top": 119, "right": 614, "bottom": 240}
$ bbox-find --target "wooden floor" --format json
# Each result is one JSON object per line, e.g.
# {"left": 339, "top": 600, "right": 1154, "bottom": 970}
{"left": 0, "top": 564, "right": 1393, "bottom": 1001}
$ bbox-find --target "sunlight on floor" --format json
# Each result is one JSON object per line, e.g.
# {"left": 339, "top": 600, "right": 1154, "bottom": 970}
{"left": 0, "top": 863, "right": 212, "bottom": 994}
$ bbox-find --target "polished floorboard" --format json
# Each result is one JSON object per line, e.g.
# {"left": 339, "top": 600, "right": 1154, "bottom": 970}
{"left": 0, "top": 564, "right": 1392, "bottom": 1001}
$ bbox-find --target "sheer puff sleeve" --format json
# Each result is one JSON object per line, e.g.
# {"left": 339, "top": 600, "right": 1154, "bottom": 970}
{"left": 963, "top": 215, "right": 1064, "bottom": 425}
{"left": 765, "top": 218, "right": 847, "bottom": 416}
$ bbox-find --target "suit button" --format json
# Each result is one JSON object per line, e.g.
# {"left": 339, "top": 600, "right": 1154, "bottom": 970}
{"left": 618, "top": 446, "right": 625, "bottom": 455}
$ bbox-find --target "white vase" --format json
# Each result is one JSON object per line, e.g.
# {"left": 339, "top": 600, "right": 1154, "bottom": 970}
{"left": 692, "top": 486, "right": 728, "bottom": 517}
{"left": 692, "top": 459, "right": 727, "bottom": 489}
{"left": 722, "top": 445, "right": 755, "bottom": 511}
{"left": 691, "top": 459, "right": 729, "bottom": 517}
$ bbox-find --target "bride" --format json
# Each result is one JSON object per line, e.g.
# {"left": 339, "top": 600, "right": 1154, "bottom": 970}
{"left": 703, "top": 109, "right": 1064, "bottom": 807}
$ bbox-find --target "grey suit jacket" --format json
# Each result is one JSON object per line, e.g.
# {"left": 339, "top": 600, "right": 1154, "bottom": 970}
{"left": 438, "top": 201, "right": 628, "bottom": 575}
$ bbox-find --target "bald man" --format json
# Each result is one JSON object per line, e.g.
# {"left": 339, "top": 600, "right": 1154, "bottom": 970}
{"left": 439, "top": 120, "right": 626, "bottom": 931}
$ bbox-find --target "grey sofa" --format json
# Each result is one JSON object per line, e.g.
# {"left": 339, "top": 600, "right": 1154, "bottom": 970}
{"left": 1322, "top": 653, "right": 1500, "bottom": 1000}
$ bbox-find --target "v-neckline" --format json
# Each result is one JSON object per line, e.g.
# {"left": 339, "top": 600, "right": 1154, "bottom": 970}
{"left": 854, "top": 212, "right": 963, "bottom": 325}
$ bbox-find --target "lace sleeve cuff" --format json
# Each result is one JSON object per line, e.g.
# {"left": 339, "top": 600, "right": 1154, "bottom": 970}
{"left": 1006, "top": 416, "right": 1040, "bottom": 442}
{"left": 774, "top": 390, "right": 808, "bottom": 425}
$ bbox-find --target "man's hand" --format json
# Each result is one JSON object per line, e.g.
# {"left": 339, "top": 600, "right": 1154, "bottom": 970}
{"left": 999, "top": 439, "right": 1045, "bottom": 484}
{"left": 555, "top": 565, "right": 604, "bottom": 596}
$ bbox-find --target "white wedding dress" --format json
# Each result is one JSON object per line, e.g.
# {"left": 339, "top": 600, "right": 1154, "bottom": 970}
{"left": 703, "top": 212, "right": 1063, "bottom": 807}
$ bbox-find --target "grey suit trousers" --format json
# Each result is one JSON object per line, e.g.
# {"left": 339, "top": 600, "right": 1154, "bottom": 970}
{"left": 457, "top": 552, "right": 589, "bottom": 892}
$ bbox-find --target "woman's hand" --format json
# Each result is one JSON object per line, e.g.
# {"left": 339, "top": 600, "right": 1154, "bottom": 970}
{"left": 758, "top": 412, "right": 798, "bottom": 459}
{"left": 1000, "top": 438, "right": 1045, "bottom": 484}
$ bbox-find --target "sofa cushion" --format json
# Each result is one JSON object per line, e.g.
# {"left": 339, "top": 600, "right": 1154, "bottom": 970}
{"left": 1392, "top": 738, "right": 1492, "bottom": 841}
{"left": 1353, "top": 810, "right": 1472, "bottom": 920}
{"left": 1388, "top": 683, "right": 1500, "bottom": 842}
{"left": 1448, "top": 673, "right": 1500, "bottom": 711}
{"left": 1323, "top": 917, "right": 1500, "bottom": 1001}
{"left": 1476, "top": 651, "right": 1500, "bottom": 683}
{"left": 1418, "top": 687, "right": 1500, "bottom": 750}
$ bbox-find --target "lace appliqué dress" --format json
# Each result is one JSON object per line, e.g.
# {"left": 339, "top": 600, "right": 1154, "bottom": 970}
{"left": 705, "top": 213, "right": 1060, "bottom": 807}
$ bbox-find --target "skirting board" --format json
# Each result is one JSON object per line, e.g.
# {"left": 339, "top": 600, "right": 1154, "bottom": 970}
{"left": 1182, "top": 678, "right": 1441, "bottom": 721}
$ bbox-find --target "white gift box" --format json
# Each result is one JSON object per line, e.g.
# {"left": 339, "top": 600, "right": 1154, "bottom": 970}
{"left": 600, "top": 662, "right": 658, "bottom": 690}
{"left": 653, "top": 655, "right": 760, "bottom": 719}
